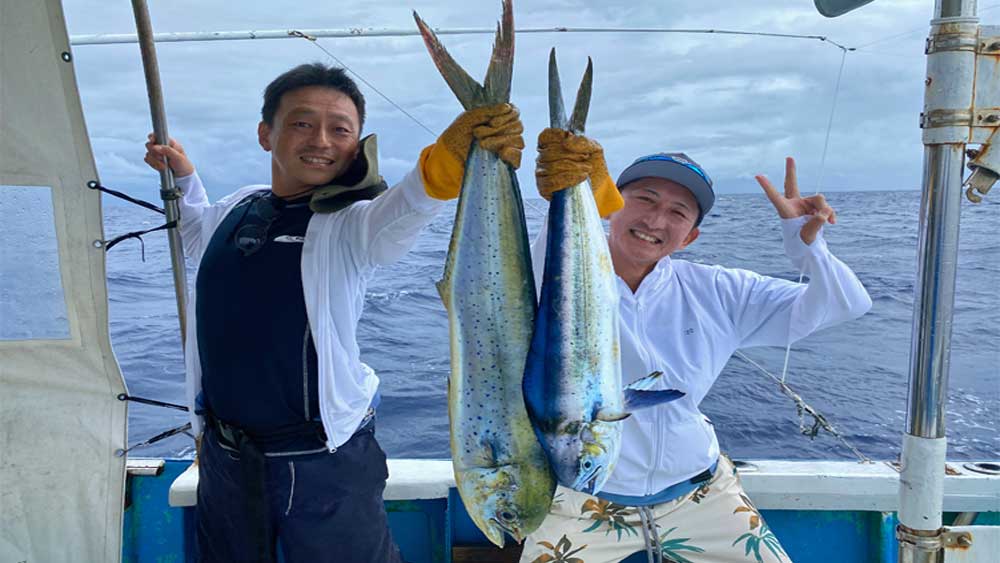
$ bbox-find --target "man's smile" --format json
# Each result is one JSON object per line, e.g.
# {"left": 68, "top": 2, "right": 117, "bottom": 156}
{"left": 300, "top": 155, "right": 335, "bottom": 166}
{"left": 630, "top": 228, "right": 663, "bottom": 245}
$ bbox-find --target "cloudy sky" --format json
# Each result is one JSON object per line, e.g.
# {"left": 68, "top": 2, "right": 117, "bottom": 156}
{"left": 60, "top": 0, "right": 995, "bottom": 202}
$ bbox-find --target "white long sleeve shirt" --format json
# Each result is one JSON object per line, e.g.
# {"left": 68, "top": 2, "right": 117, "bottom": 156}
{"left": 531, "top": 215, "right": 872, "bottom": 497}
{"left": 175, "top": 166, "right": 444, "bottom": 450}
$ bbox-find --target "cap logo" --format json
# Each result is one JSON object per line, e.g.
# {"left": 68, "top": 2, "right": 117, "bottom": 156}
{"left": 631, "top": 153, "right": 712, "bottom": 187}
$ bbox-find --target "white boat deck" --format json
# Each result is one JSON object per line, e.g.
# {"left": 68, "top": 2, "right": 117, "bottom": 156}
{"left": 162, "top": 458, "right": 1000, "bottom": 512}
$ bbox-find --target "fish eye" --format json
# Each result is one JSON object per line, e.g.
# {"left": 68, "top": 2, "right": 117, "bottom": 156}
{"left": 500, "top": 511, "right": 515, "bottom": 522}
{"left": 583, "top": 460, "right": 593, "bottom": 469}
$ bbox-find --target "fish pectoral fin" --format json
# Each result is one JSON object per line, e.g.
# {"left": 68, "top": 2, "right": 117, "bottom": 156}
{"left": 624, "top": 389, "right": 685, "bottom": 412}
{"left": 595, "top": 409, "right": 630, "bottom": 423}
{"left": 624, "top": 370, "right": 665, "bottom": 392}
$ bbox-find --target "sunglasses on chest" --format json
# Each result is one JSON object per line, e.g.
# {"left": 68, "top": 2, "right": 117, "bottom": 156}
{"left": 231, "top": 193, "right": 286, "bottom": 256}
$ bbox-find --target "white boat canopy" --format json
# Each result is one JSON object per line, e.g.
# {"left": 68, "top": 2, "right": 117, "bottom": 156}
{"left": 0, "top": 2, "right": 127, "bottom": 562}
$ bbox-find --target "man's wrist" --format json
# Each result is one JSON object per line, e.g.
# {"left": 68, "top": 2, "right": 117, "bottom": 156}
{"left": 781, "top": 216, "right": 828, "bottom": 259}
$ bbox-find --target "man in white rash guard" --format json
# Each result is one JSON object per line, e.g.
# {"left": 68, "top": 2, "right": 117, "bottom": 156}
{"left": 519, "top": 129, "right": 872, "bottom": 563}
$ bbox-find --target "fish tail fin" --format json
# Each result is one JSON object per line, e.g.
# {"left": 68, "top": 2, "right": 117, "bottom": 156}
{"left": 483, "top": 0, "right": 514, "bottom": 104}
{"left": 568, "top": 57, "right": 593, "bottom": 134}
{"left": 547, "top": 48, "right": 567, "bottom": 129}
{"left": 414, "top": 0, "right": 514, "bottom": 108}
{"left": 548, "top": 49, "right": 592, "bottom": 133}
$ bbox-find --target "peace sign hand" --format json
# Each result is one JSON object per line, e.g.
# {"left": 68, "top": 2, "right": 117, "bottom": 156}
{"left": 755, "top": 157, "right": 836, "bottom": 245}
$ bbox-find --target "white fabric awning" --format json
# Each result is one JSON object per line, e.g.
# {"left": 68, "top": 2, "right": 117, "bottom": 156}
{"left": 1, "top": 2, "right": 127, "bottom": 562}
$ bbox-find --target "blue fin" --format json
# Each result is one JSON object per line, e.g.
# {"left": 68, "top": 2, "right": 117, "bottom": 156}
{"left": 624, "top": 388, "right": 685, "bottom": 412}
{"left": 624, "top": 370, "right": 664, "bottom": 392}
{"left": 622, "top": 370, "right": 684, "bottom": 411}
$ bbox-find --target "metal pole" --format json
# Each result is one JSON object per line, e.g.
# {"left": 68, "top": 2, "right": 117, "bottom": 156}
{"left": 131, "top": 0, "right": 187, "bottom": 342}
{"left": 67, "top": 26, "right": 850, "bottom": 51}
{"left": 898, "top": 0, "right": 978, "bottom": 561}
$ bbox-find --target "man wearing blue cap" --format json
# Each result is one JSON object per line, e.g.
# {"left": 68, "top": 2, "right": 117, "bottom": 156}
{"left": 519, "top": 130, "right": 872, "bottom": 563}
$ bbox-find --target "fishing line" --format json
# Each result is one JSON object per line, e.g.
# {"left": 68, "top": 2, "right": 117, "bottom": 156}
{"left": 853, "top": 3, "right": 1000, "bottom": 50}
{"left": 735, "top": 351, "right": 872, "bottom": 463}
{"left": 291, "top": 30, "right": 439, "bottom": 138}
{"left": 778, "top": 45, "right": 849, "bottom": 385}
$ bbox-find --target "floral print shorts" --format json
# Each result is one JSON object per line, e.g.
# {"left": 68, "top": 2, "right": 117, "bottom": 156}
{"left": 519, "top": 456, "right": 791, "bottom": 563}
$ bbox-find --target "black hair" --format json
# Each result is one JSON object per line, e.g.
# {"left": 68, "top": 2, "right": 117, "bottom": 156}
{"left": 261, "top": 63, "right": 366, "bottom": 130}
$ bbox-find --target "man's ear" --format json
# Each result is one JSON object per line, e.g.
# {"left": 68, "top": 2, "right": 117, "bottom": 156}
{"left": 258, "top": 121, "right": 272, "bottom": 152}
{"left": 679, "top": 227, "right": 700, "bottom": 250}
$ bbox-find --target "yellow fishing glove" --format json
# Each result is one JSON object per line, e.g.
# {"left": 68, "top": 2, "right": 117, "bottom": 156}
{"left": 535, "top": 128, "right": 624, "bottom": 217}
{"left": 420, "top": 103, "right": 525, "bottom": 200}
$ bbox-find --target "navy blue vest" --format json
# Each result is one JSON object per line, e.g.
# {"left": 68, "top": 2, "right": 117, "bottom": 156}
{"left": 196, "top": 193, "right": 321, "bottom": 434}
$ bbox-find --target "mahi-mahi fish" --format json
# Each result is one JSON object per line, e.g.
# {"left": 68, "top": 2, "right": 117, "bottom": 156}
{"left": 414, "top": 0, "right": 555, "bottom": 547}
{"left": 522, "top": 50, "right": 685, "bottom": 495}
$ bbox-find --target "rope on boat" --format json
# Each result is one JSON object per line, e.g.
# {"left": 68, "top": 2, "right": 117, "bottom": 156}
{"left": 88, "top": 180, "right": 177, "bottom": 261}
{"left": 117, "top": 422, "right": 193, "bottom": 457}
{"left": 88, "top": 180, "right": 165, "bottom": 214}
{"left": 117, "top": 393, "right": 189, "bottom": 412}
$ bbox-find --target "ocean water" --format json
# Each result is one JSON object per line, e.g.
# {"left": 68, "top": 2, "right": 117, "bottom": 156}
{"left": 103, "top": 189, "right": 999, "bottom": 461}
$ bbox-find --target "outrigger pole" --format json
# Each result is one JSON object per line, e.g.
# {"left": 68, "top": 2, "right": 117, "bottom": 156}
{"left": 899, "top": 0, "right": 994, "bottom": 561}
{"left": 68, "top": 26, "right": 852, "bottom": 51}
{"left": 130, "top": 0, "right": 188, "bottom": 341}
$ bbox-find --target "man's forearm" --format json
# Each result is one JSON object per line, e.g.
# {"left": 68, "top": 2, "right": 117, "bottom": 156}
{"left": 352, "top": 165, "right": 445, "bottom": 267}
{"left": 174, "top": 171, "right": 209, "bottom": 260}
{"left": 785, "top": 218, "right": 872, "bottom": 341}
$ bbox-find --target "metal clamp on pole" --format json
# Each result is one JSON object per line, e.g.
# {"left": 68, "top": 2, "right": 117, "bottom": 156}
{"left": 896, "top": 524, "right": 943, "bottom": 554}
{"left": 160, "top": 185, "right": 182, "bottom": 201}
{"left": 131, "top": 0, "right": 188, "bottom": 342}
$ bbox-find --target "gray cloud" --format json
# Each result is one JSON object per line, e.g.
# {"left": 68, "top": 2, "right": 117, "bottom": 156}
{"left": 62, "top": 0, "right": 980, "bottom": 202}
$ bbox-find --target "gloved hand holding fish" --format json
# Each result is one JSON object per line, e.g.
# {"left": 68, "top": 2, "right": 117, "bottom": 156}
{"left": 535, "top": 127, "right": 624, "bottom": 217}
{"left": 414, "top": 0, "right": 555, "bottom": 548}
{"left": 522, "top": 49, "right": 685, "bottom": 495}
{"left": 420, "top": 102, "right": 525, "bottom": 200}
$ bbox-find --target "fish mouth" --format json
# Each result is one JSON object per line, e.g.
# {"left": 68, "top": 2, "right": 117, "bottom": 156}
{"left": 574, "top": 464, "right": 603, "bottom": 494}
{"left": 490, "top": 517, "right": 523, "bottom": 543}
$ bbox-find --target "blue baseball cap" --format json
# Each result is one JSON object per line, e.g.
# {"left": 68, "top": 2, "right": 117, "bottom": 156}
{"left": 616, "top": 152, "right": 715, "bottom": 226}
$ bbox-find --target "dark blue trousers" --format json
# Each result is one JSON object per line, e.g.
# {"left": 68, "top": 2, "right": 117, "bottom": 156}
{"left": 196, "top": 424, "right": 403, "bottom": 563}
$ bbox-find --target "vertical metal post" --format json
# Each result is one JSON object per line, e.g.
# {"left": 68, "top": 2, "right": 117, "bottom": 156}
{"left": 131, "top": 0, "right": 187, "bottom": 342}
{"left": 898, "top": 1, "right": 978, "bottom": 561}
